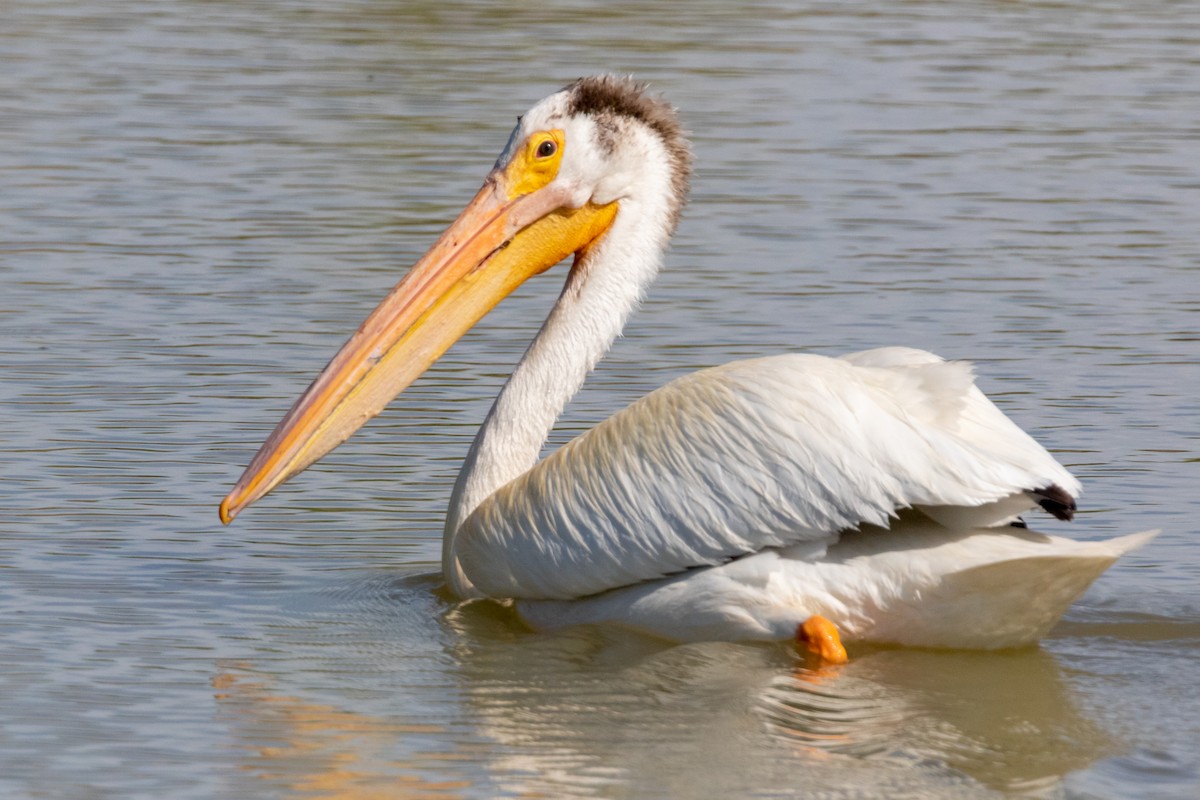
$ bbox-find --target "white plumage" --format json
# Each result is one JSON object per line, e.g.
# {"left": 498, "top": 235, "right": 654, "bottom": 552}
{"left": 453, "top": 346, "right": 1150, "bottom": 647}
{"left": 222, "top": 76, "right": 1154, "bottom": 650}
{"left": 457, "top": 348, "right": 1080, "bottom": 601}
{"left": 517, "top": 522, "right": 1154, "bottom": 647}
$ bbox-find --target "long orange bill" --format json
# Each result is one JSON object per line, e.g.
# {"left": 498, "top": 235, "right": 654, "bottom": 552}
{"left": 219, "top": 172, "right": 618, "bottom": 524}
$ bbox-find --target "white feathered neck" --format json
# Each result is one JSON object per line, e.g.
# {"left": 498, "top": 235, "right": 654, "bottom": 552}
{"left": 441, "top": 82, "right": 688, "bottom": 597}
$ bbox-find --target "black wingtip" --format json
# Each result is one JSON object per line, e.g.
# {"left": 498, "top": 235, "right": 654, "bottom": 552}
{"left": 1031, "top": 484, "right": 1077, "bottom": 522}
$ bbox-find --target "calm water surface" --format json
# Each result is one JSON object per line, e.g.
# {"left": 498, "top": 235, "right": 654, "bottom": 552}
{"left": 2, "top": 1, "right": 1199, "bottom": 797}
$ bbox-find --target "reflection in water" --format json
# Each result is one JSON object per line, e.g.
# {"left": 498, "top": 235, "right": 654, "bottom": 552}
{"left": 216, "top": 583, "right": 1118, "bottom": 798}
{"left": 211, "top": 579, "right": 1120, "bottom": 798}
{"left": 763, "top": 649, "right": 1116, "bottom": 794}
{"left": 759, "top": 663, "right": 906, "bottom": 758}
{"left": 869, "top": 649, "right": 1116, "bottom": 793}
{"left": 214, "top": 667, "right": 470, "bottom": 799}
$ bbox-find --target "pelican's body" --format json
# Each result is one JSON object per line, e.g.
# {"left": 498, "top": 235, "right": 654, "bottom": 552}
{"left": 453, "top": 347, "right": 1150, "bottom": 647}
{"left": 221, "top": 76, "right": 1152, "bottom": 651}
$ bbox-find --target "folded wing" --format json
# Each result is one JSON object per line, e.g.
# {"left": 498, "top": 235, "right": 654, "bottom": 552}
{"left": 454, "top": 347, "right": 1079, "bottom": 600}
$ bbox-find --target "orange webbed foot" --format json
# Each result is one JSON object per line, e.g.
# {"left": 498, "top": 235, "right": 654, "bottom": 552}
{"left": 795, "top": 615, "right": 848, "bottom": 665}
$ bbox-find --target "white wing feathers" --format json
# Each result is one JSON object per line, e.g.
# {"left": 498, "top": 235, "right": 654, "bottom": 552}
{"left": 454, "top": 348, "right": 1080, "bottom": 601}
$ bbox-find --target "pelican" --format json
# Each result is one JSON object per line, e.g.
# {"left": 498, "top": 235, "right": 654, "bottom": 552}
{"left": 220, "top": 76, "right": 1153, "bottom": 660}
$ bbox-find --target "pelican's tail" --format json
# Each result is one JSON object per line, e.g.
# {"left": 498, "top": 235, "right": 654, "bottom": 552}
{"left": 837, "top": 527, "right": 1159, "bottom": 649}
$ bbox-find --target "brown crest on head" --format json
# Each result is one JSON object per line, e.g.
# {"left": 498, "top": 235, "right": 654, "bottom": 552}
{"left": 564, "top": 75, "right": 693, "bottom": 233}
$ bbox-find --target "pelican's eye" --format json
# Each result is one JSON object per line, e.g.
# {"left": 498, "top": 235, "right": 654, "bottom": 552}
{"left": 506, "top": 129, "right": 565, "bottom": 198}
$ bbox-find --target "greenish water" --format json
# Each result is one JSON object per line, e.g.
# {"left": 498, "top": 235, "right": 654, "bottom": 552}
{"left": 2, "top": 1, "right": 1198, "bottom": 797}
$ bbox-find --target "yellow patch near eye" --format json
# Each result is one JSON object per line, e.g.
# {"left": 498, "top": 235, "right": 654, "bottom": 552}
{"left": 505, "top": 129, "right": 565, "bottom": 199}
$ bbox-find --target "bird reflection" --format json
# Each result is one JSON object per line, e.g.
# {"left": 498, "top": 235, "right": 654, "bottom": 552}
{"left": 212, "top": 577, "right": 1118, "bottom": 798}
{"left": 761, "top": 646, "right": 1117, "bottom": 793}
{"left": 212, "top": 666, "right": 471, "bottom": 799}
{"left": 759, "top": 661, "right": 905, "bottom": 758}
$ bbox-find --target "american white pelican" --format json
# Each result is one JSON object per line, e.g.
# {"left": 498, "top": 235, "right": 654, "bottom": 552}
{"left": 220, "top": 76, "right": 1153, "bottom": 660}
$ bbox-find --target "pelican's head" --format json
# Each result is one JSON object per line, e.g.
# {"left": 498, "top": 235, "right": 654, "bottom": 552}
{"left": 494, "top": 75, "right": 691, "bottom": 242}
{"left": 220, "top": 76, "right": 691, "bottom": 524}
